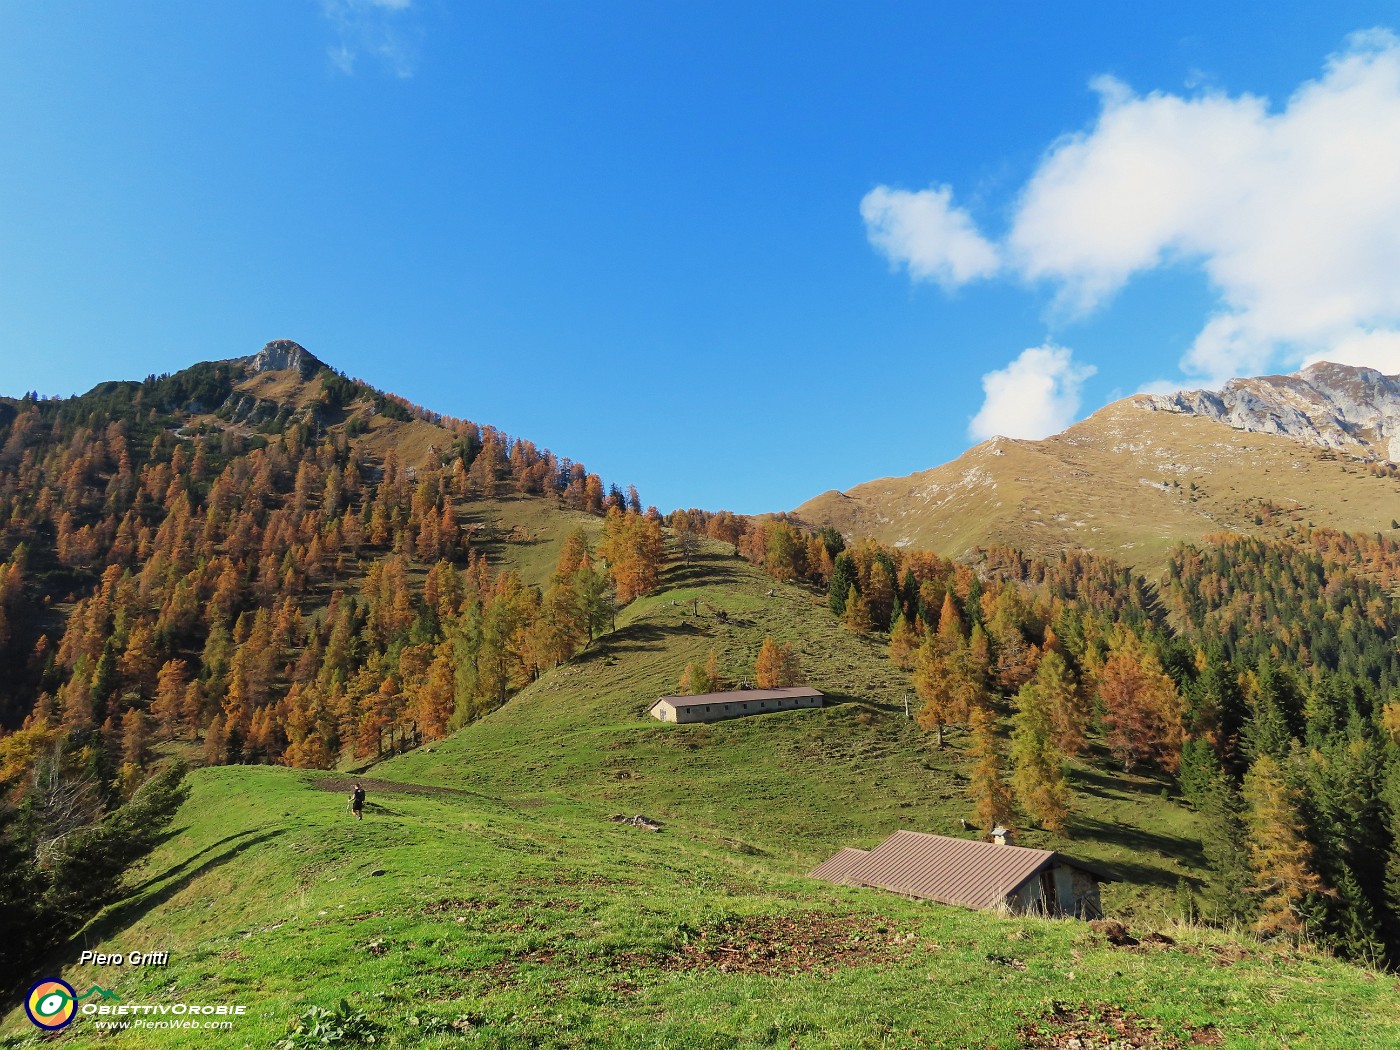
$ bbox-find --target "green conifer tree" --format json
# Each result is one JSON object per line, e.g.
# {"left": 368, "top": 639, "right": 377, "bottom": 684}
{"left": 828, "top": 553, "right": 857, "bottom": 616}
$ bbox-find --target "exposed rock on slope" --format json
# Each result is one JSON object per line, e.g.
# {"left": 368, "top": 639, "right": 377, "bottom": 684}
{"left": 1136, "top": 361, "right": 1400, "bottom": 463}
{"left": 248, "top": 338, "right": 322, "bottom": 378}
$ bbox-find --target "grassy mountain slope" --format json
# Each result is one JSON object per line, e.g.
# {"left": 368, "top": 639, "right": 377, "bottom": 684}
{"left": 9, "top": 545, "right": 1397, "bottom": 1047}
{"left": 378, "top": 541, "right": 1202, "bottom": 903}
{"left": 452, "top": 495, "right": 606, "bottom": 587}
{"left": 796, "top": 400, "right": 1400, "bottom": 573}
{"left": 8, "top": 761, "right": 1397, "bottom": 1049}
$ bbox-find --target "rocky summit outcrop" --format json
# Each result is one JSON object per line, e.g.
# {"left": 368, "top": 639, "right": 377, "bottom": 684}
{"left": 248, "top": 339, "right": 322, "bottom": 378}
{"left": 1134, "top": 362, "right": 1400, "bottom": 463}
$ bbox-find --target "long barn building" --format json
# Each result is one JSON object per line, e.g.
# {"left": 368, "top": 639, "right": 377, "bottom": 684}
{"left": 649, "top": 686, "right": 824, "bottom": 724}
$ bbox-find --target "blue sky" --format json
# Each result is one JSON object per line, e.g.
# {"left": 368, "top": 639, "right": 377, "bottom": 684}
{"left": 2, "top": 2, "right": 1399, "bottom": 512}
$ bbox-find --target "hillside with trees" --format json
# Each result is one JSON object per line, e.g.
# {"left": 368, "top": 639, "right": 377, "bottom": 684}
{"left": 728, "top": 516, "right": 1400, "bottom": 965}
{"left": 2, "top": 348, "right": 1400, "bottom": 1044}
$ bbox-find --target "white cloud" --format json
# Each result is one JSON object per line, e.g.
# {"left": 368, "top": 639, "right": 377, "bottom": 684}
{"left": 1007, "top": 75, "right": 1271, "bottom": 318}
{"left": 1135, "top": 378, "right": 1190, "bottom": 396}
{"left": 871, "top": 30, "right": 1400, "bottom": 383}
{"left": 1302, "top": 328, "right": 1400, "bottom": 374}
{"left": 321, "top": 0, "right": 421, "bottom": 78}
{"left": 1012, "top": 30, "right": 1400, "bottom": 382}
{"left": 968, "top": 344, "right": 1097, "bottom": 441}
{"left": 860, "top": 184, "right": 1000, "bottom": 288}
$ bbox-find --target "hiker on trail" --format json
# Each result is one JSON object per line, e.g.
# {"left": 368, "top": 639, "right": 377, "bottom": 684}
{"left": 349, "top": 783, "right": 366, "bottom": 820}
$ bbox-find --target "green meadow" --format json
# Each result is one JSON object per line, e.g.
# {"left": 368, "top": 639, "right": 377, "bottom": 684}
{"left": 5, "top": 546, "right": 1398, "bottom": 1048}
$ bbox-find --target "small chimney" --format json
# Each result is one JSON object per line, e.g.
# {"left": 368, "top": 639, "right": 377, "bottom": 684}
{"left": 992, "top": 825, "right": 1012, "bottom": 846}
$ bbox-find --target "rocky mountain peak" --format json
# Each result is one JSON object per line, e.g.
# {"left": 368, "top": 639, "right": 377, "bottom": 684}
{"left": 248, "top": 340, "right": 322, "bottom": 378}
{"left": 1133, "top": 361, "right": 1400, "bottom": 462}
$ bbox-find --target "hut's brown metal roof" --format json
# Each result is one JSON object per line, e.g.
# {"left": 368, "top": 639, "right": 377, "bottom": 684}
{"left": 849, "top": 831, "right": 1055, "bottom": 908}
{"left": 812, "top": 829, "right": 1095, "bottom": 909}
{"left": 811, "top": 831, "right": 1121, "bottom": 908}
{"left": 652, "top": 686, "right": 823, "bottom": 710}
{"left": 806, "top": 848, "right": 869, "bottom": 884}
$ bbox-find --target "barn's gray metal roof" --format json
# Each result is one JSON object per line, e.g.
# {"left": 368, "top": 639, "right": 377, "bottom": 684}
{"left": 807, "top": 848, "right": 869, "bottom": 884}
{"left": 811, "top": 830, "right": 1116, "bottom": 908}
{"left": 651, "top": 686, "right": 823, "bottom": 710}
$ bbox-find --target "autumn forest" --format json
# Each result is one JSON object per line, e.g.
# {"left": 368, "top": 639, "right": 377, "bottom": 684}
{"left": 2, "top": 348, "right": 1400, "bottom": 975}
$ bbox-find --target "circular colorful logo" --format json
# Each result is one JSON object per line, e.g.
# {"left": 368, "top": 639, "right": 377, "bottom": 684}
{"left": 25, "top": 979, "right": 77, "bottom": 1030}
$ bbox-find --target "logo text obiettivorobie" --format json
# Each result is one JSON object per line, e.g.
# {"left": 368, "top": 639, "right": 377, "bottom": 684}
{"left": 25, "top": 977, "right": 246, "bottom": 1031}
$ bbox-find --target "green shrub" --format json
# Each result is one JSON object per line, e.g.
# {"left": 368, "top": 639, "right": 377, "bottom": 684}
{"left": 276, "top": 1000, "right": 382, "bottom": 1048}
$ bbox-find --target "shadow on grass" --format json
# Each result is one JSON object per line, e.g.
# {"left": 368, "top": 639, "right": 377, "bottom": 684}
{"left": 81, "top": 828, "right": 285, "bottom": 944}
{"left": 1068, "top": 816, "right": 1205, "bottom": 885}
{"left": 588, "top": 622, "right": 697, "bottom": 657}
{"left": 659, "top": 559, "right": 747, "bottom": 589}
{"left": 1073, "top": 766, "right": 1176, "bottom": 802}
{"left": 361, "top": 801, "right": 407, "bottom": 819}
{"left": 126, "top": 827, "right": 257, "bottom": 895}
{"left": 815, "top": 692, "right": 868, "bottom": 709}
{"left": 125, "top": 823, "right": 193, "bottom": 866}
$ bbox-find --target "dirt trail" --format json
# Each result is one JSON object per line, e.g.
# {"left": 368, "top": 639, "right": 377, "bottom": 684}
{"left": 310, "top": 777, "right": 477, "bottom": 799}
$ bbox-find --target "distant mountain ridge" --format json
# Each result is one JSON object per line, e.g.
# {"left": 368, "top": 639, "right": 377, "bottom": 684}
{"left": 1135, "top": 361, "right": 1400, "bottom": 463}
{"left": 795, "top": 362, "right": 1400, "bottom": 570}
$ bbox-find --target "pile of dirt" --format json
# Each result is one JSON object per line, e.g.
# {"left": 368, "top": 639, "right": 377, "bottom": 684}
{"left": 654, "top": 913, "right": 917, "bottom": 975}
{"left": 1090, "top": 920, "right": 1177, "bottom": 951}
{"left": 1019, "top": 1002, "right": 1223, "bottom": 1049}
{"left": 420, "top": 898, "right": 499, "bottom": 916}
{"left": 1089, "top": 920, "right": 1139, "bottom": 947}
{"left": 431, "top": 913, "right": 921, "bottom": 992}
